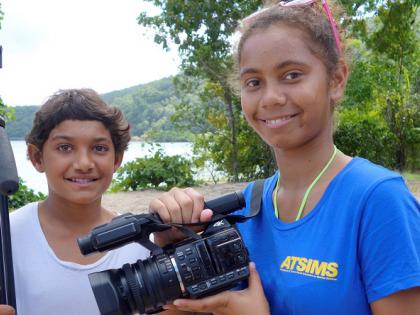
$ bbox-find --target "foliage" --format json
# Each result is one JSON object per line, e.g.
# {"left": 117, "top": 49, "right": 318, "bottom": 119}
{"left": 0, "top": 98, "right": 15, "bottom": 122}
{"left": 111, "top": 147, "right": 196, "bottom": 191}
{"left": 3, "top": 105, "right": 35, "bottom": 138}
{"left": 6, "top": 77, "right": 197, "bottom": 141}
{"left": 334, "top": 109, "right": 397, "bottom": 168}
{"left": 8, "top": 178, "right": 46, "bottom": 210}
{"left": 138, "top": 0, "right": 262, "bottom": 181}
{"left": 338, "top": 1, "right": 419, "bottom": 172}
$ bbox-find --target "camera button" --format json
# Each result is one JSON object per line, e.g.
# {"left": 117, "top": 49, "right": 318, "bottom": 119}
{"left": 185, "top": 248, "right": 193, "bottom": 255}
{"left": 210, "top": 278, "right": 218, "bottom": 285}
{"left": 227, "top": 272, "right": 235, "bottom": 279}
{"left": 189, "top": 257, "right": 197, "bottom": 264}
{"left": 198, "top": 282, "right": 208, "bottom": 290}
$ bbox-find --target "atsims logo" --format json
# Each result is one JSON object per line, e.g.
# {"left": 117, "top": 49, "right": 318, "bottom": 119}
{"left": 280, "top": 256, "right": 339, "bottom": 280}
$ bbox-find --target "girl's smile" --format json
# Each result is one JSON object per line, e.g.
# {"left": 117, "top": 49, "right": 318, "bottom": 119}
{"left": 239, "top": 24, "right": 343, "bottom": 151}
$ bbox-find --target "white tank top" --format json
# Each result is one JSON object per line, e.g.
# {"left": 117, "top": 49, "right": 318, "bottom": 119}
{"left": 11, "top": 202, "right": 150, "bottom": 315}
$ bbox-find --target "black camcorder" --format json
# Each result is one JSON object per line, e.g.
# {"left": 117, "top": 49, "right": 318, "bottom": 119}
{"left": 78, "top": 191, "right": 250, "bottom": 315}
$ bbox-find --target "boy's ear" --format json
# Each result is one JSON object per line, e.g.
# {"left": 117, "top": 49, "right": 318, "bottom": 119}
{"left": 113, "top": 153, "right": 124, "bottom": 172}
{"left": 27, "top": 144, "right": 45, "bottom": 173}
{"left": 330, "top": 59, "right": 348, "bottom": 105}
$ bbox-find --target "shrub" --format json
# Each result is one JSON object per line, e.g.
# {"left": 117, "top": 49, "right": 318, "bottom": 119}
{"left": 111, "top": 149, "right": 196, "bottom": 191}
{"left": 8, "top": 178, "right": 46, "bottom": 210}
{"left": 334, "top": 110, "right": 397, "bottom": 169}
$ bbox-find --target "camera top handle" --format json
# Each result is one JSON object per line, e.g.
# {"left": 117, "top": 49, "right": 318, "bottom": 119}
{"left": 78, "top": 191, "right": 246, "bottom": 257}
{"left": 0, "top": 115, "right": 18, "bottom": 310}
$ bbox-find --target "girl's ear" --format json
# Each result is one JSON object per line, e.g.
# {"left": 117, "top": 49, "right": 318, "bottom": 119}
{"left": 330, "top": 59, "right": 348, "bottom": 105}
{"left": 27, "top": 144, "right": 45, "bottom": 173}
{"left": 113, "top": 152, "right": 124, "bottom": 173}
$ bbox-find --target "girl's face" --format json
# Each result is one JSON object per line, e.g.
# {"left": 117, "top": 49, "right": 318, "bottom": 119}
{"left": 29, "top": 120, "right": 122, "bottom": 206}
{"left": 240, "top": 24, "right": 346, "bottom": 151}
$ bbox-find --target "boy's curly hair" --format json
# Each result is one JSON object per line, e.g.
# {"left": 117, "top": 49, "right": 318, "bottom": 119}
{"left": 26, "top": 88, "right": 130, "bottom": 154}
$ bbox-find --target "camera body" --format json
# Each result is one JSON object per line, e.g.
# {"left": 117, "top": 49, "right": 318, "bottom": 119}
{"left": 157, "top": 219, "right": 249, "bottom": 299}
{"left": 79, "top": 192, "right": 249, "bottom": 315}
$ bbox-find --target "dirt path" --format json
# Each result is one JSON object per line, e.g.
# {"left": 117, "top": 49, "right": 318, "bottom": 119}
{"left": 102, "top": 179, "right": 419, "bottom": 215}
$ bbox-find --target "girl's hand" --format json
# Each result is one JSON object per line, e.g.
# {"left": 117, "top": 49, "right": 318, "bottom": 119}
{"left": 163, "top": 262, "right": 270, "bottom": 315}
{"left": 0, "top": 305, "right": 15, "bottom": 315}
{"left": 148, "top": 187, "right": 213, "bottom": 246}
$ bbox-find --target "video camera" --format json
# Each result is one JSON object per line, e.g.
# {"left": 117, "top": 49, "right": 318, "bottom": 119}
{"left": 78, "top": 191, "right": 250, "bottom": 315}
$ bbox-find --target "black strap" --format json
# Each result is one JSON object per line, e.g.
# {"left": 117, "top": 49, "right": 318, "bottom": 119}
{"left": 248, "top": 179, "right": 265, "bottom": 218}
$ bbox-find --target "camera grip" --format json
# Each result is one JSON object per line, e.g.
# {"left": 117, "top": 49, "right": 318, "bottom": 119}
{"left": 0, "top": 120, "right": 19, "bottom": 196}
{"left": 204, "top": 191, "right": 245, "bottom": 215}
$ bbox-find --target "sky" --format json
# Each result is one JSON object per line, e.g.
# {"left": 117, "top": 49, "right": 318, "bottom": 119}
{"left": 0, "top": 0, "right": 180, "bottom": 106}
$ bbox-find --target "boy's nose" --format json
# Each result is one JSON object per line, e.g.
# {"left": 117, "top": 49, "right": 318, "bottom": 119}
{"left": 74, "top": 151, "right": 94, "bottom": 171}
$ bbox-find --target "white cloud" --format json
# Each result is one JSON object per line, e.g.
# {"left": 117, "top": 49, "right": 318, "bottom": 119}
{"left": 0, "top": 0, "right": 180, "bottom": 106}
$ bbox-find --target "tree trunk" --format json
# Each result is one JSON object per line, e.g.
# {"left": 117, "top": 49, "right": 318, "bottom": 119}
{"left": 223, "top": 88, "right": 239, "bottom": 182}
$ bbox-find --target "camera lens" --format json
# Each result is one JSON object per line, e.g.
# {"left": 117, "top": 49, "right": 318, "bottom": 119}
{"left": 88, "top": 255, "right": 182, "bottom": 315}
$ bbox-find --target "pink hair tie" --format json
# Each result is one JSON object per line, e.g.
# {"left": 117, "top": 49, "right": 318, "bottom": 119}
{"left": 279, "top": 0, "right": 342, "bottom": 54}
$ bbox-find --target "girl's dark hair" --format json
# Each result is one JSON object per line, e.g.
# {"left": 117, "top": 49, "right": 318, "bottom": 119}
{"left": 26, "top": 88, "right": 130, "bottom": 154}
{"left": 233, "top": 0, "right": 346, "bottom": 77}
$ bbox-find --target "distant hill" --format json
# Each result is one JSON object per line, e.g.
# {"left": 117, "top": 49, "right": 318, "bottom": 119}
{"left": 6, "top": 105, "right": 39, "bottom": 140}
{"left": 6, "top": 76, "right": 193, "bottom": 141}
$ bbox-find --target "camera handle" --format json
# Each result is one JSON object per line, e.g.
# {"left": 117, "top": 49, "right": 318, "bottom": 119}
{"left": 0, "top": 116, "right": 19, "bottom": 310}
{"left": 165, "top": 179, "right": 265, "bottom": 252}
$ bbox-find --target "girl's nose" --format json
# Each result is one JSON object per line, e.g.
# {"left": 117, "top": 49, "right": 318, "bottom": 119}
{"left": 74, "top": 150, "right": 94, "bottom": 172}
{"left": 260, "top": 81, "right": 287, "bottom": 108}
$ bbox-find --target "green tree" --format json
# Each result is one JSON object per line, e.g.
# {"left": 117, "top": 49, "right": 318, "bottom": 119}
{"left": 138, "top": 0, "right": 261, "bottom": 181}
{"left": 367, "top": 1, "right": 419, "bottom": 171}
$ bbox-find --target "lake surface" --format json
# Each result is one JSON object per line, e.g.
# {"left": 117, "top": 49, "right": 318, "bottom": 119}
{"left": 9, "top": 140, "right": 193, "bottom": 194}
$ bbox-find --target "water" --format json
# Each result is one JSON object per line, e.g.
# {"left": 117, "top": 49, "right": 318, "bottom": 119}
{"left": 9, "top": 140, "right": 193, "bottom": 194}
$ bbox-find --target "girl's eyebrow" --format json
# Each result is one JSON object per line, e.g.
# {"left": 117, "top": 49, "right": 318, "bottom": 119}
{"left": 240, "top": 59, "right": 307, "bottom": 77}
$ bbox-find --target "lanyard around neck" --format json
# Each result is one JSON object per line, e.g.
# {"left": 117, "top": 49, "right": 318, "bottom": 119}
{"left": 273, "top": 146, "right": 338, "bottom": 221}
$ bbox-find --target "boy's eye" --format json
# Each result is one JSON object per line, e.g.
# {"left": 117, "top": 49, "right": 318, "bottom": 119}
{"left": 57, "top": 144, "right": 72, "bottom": 152}
{"left": 94, "top": 145, "right": 109, "bottom": 153}
{"left": 284, "top": 71, "right": 301, "bottom": 80}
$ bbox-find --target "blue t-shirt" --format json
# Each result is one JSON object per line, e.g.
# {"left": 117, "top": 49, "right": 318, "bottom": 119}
{"left": 236, "top": 157, "right": 420, "bottom": 315}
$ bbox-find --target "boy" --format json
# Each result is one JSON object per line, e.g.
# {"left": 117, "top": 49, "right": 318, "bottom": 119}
{"left": 10, "top": 89, "right": 149, "bottom": 315}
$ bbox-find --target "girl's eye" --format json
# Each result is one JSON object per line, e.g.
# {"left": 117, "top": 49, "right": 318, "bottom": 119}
{"left": 57, "top": 144, "right": 72, "bottom": 152}
{"left": 245, "top": 79, "right": 260, "bottom": 88}
{"left": 284, "top": 72, "right": 301, "bottom": 80}
{"left": 94, "top": 145, "right": 109, "bottom": 153}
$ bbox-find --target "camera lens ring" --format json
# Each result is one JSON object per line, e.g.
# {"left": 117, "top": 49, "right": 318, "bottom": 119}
{"left": 137, "top": 259, "right": 159, "bottom": 310}
{"left": 171, "top": 256, "right": 185, "bottom": 294}
{"left": 122, "top": 263, "right": 144, "bottom": 312}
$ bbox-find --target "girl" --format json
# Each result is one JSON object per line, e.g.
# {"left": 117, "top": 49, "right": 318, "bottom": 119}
{"left": 10, "top": 89, "right": 150, "bottom": 315}
{"left": 149, "top": 1, "right": 420, "bottom": 314}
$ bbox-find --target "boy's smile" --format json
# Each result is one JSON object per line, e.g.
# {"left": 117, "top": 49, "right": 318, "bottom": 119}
{"left": 31, "top": 119, "right": 122, "bottom": 206}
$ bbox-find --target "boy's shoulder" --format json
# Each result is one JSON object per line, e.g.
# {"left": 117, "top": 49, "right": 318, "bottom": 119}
{"left": 10, "top": 202, "right": 38, "bottom": 226}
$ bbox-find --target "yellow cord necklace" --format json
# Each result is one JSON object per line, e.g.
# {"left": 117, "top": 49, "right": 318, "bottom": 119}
{"left": 272, "top": 146, "right": 338, "bottom": 221}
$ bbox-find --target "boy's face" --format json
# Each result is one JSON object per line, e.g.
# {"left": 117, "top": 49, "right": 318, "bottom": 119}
{"left": 29, "top": 119, "right": 123, "bottom": 206}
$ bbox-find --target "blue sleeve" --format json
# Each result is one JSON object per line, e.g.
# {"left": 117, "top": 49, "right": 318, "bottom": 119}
{"left": 358, "top": 177, "right": 420, "bottom": 303}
